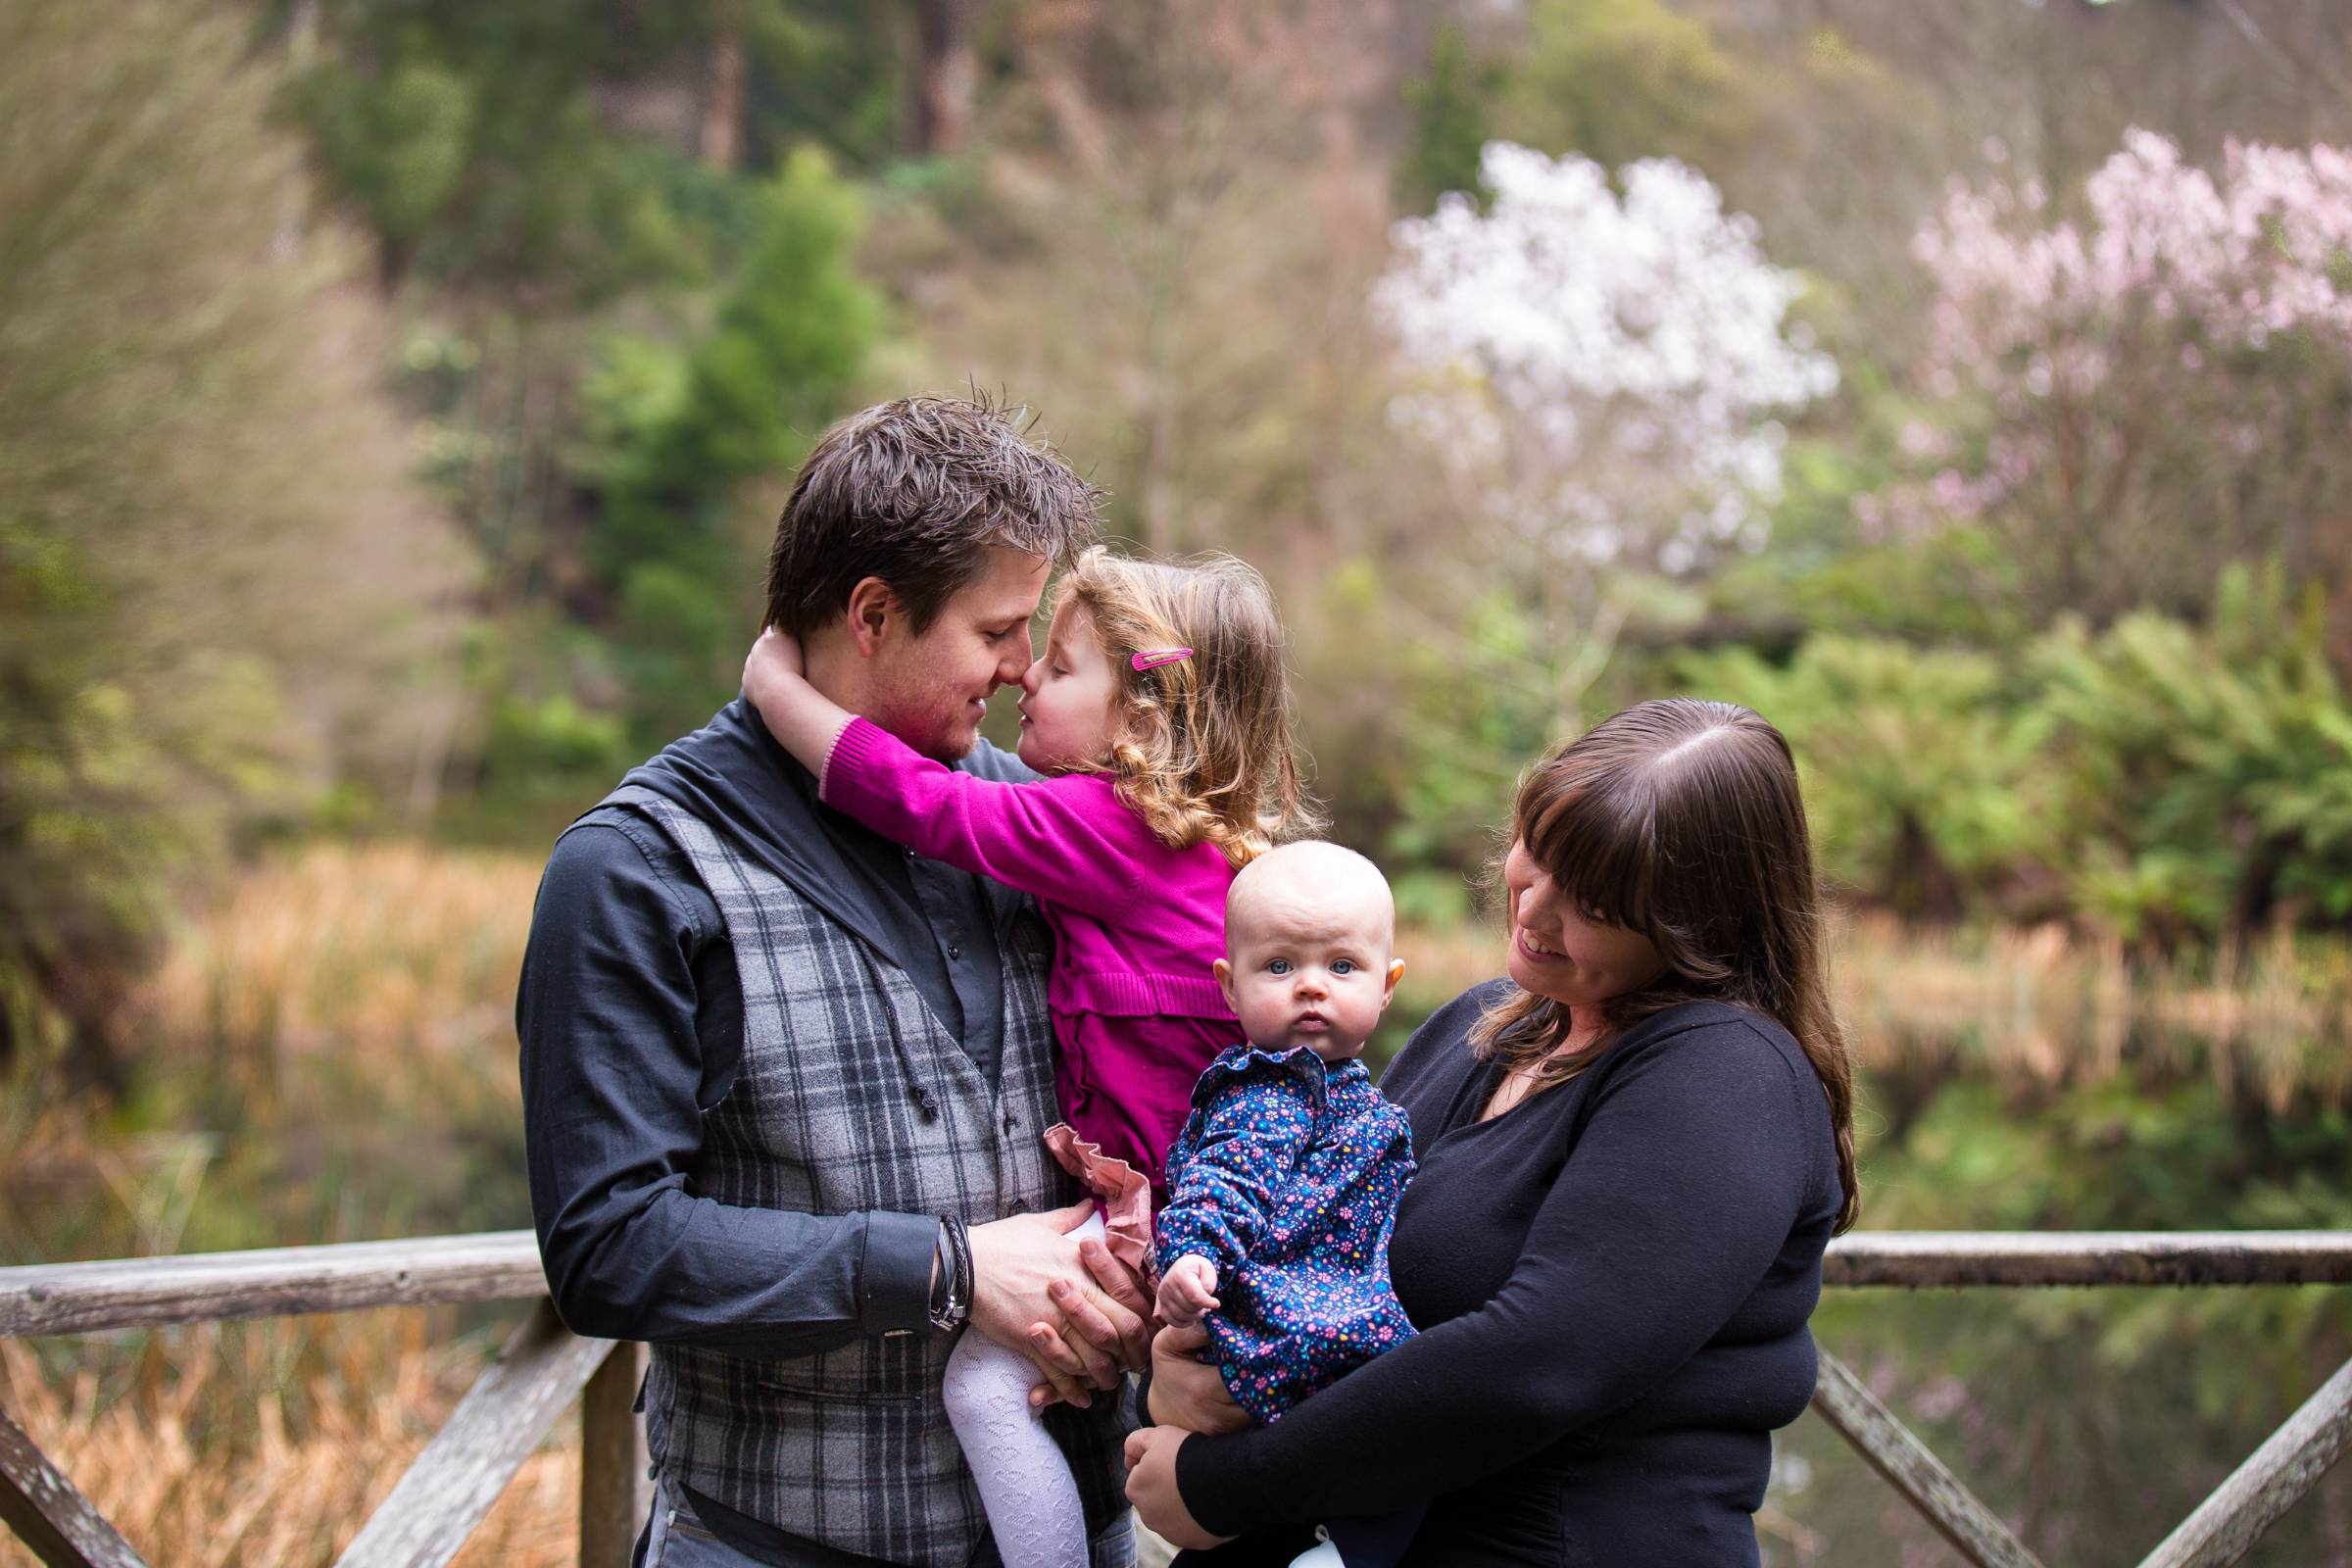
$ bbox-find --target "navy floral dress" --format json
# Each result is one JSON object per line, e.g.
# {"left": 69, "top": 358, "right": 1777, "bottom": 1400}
{"left": 1154, "top": 1044, "right": 1419, "bottom": 1426}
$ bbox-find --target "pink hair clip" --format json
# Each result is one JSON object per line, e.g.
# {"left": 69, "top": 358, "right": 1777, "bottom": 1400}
{"left": 1130, "top": 647, "right": 1194, "bottom": 672}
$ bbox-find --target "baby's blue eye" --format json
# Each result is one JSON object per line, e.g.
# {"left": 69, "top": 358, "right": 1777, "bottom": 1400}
{"left": 1331, "top": 959, "right": 1356, "bottom": 975}
{"left": 1267, "top": 958, "right": 1292, "bottom": 975}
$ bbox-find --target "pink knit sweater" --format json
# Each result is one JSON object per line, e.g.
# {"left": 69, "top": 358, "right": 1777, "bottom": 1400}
{"left": 822, "top": 717, "right": 1238, "bottom": 1198}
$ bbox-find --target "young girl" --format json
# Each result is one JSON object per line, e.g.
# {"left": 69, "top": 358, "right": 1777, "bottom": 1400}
{"left": 743, "top": 546, "right": 1316, "bottom": 1568}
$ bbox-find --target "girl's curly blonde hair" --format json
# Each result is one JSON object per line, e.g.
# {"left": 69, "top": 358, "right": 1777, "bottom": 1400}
{"left": 1054, "top": 547, "right": 1321, "bottom": 867}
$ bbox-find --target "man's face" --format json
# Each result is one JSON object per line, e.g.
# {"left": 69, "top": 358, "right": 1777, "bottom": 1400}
{"left": 867, "top": 545, "right": 1052, "bottom": 761}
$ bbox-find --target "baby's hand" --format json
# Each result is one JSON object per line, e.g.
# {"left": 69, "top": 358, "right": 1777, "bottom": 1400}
{"left": 1156, "top": 1255, "right": 1220, "bottom": 1327}
{"left": 742, "top": 626, "right": 807, "bottom": 710}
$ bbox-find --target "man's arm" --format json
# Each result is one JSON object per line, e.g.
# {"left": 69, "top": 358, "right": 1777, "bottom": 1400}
{"left": 518, "top": 819, "right": 937, "bottom": 1354}
{"left": 518, "top": 817, "right": 1147, "bottom": 1390}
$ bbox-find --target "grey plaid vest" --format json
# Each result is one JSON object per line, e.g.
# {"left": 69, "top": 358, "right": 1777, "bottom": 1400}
{"left": 613, "top": 788, "right": 1130, "bottom": 1567}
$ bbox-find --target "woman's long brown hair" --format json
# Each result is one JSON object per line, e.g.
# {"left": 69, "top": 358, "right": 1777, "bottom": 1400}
{"left": 1473, "top": 698, "right": 1860, "bottom": 1232}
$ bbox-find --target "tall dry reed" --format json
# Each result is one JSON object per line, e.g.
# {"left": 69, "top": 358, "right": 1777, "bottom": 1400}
{"left": 1397, "top": 911, "right": 2352, "bottom": 1109}
{"left": 128, "top": 841, "right": 544, "bottom": 1122}
{"left": 0, "top": 1316, "right": 575, "bottom": 1568}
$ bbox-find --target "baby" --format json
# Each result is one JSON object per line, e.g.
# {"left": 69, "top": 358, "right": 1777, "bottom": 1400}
{"left": 1153, "top": 841, "right": 1423, "bottom": 1568}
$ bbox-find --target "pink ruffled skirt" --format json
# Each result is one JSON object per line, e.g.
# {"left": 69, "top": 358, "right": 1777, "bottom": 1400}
{"left": 1042, "top": 1123, "right": 1156, "bottom": 1287}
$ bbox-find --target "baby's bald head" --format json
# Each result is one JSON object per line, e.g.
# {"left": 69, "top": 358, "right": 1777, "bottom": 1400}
{"left": 1226, "top": 841, "right": 1396, "bottom": 951}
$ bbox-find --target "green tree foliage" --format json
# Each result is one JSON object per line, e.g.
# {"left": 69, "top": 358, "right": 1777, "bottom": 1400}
{"left": 1660, "top": 565, "right": 2352, "bottom": 947}
{"left": 740, "top": 0, "right": 907, "bottom": 173}
{"left": 1677, "top": 637, "right": 2055, "bottom": 922}
{"left": 1396, "top": 24, "right": 1501, "bottom": 212}
{"left": 289, "top": 0, "right": 907, "bottom": 301}
{"left": 292, "top": 1, "right": 737, "bottom": 299}
{"left": 0, "top": 0, "right": 461, "bottom": 1090}
{"left": 574, "top": 149, "right": 882, "bottom": 749}
{"left": 639, "top": 151, "right": 881, "bottom": 492}
{"left": 275, "top": 2, "right": 893, "bottom": 810}
{"left": 1495, "top": 0, "right": 1755, "bottom": 172}
{"left": 2036, "top": 564, "right": 2352, "bottom": 943}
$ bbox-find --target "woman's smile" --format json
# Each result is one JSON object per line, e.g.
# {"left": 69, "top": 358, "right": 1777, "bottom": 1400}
{"left": 1515, "top": 927, "right": 1566, "bottom": 961}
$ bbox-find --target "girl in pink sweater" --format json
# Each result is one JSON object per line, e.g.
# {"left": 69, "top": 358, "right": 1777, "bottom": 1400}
{"left": 743, "top": 546, "right": 1315, "bottom": 1568}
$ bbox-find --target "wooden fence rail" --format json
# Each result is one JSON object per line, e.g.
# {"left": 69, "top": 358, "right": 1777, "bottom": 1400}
{"left": 3, "top": 1231, "right": 2349, "bottom": 1568}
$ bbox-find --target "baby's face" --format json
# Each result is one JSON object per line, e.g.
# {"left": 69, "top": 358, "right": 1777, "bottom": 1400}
{"left": 1215, "top": 881, "right": 1402, "bottom": 1062}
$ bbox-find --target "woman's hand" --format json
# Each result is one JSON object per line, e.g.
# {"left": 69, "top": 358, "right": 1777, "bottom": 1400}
{"left": 1123, "top": 1427, "right": 1233, "bottom": 1550}
{"left": 1146, "top": 1321, "right": 1250, "bottom": 1435}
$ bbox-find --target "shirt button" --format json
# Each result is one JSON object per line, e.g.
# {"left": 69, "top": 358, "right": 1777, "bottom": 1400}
{"left": 949, "top": 944, "right": 962, "bottom": 959}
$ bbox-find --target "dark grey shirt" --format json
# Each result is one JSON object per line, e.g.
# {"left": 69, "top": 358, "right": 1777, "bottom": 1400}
{"left": 517, "top": 703, "right": 1040, "bottom": 1566}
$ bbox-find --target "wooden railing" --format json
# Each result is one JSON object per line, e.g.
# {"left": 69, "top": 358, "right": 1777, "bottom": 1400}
{"left": 1805, "top": 1233, "right": 2352, "bottom": 1568}
{"left": 3, "top": 1232, "right": 2349, "bottom": 1567}
{"left": 0, "top": 1234, "right": 634, "bottom": 1568}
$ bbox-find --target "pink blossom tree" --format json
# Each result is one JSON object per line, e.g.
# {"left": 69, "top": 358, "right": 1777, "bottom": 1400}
{"left": 1867, "top": 128, "right": 2352, "bottom": 624}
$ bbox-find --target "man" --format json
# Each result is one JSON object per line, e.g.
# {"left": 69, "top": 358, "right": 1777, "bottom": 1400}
{"left": 519, "top": 396, "right": 1148, "bottom": 1568}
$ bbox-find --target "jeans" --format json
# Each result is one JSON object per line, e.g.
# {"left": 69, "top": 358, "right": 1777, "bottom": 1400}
{"left": 638, "top": 1475, "right": 764, "bottom": 1567}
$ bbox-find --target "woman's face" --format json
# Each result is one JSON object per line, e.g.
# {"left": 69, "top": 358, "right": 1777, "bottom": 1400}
{"left": 1501, "top": 838, "right": 1666, "bottom": 1010}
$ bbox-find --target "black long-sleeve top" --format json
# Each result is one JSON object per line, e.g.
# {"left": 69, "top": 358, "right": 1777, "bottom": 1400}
{"left": 1175, "top": 984, "right": 1842, "bottom": 1566}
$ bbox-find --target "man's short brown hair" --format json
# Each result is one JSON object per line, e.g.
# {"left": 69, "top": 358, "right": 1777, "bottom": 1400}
{"left": 764, "top": 395, "right": 1103, "bottom": 636}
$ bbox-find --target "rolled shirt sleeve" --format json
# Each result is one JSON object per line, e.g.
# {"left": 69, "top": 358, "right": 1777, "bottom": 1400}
{"left": 518, "top": 818, "right": 937, "bottom": 1355}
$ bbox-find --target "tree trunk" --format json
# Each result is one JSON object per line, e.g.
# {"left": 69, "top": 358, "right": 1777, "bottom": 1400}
{"left": 911, "top": 0, "right": 978, "bottom": 154}
{"left": 701, "top": 0, "right": 745, "bottom": 171}
{"left": 1888, "top": 814, "right": 1963, "bottom": 924}
{"left": 273, "top": 0, "right": 320, "bottom": 261}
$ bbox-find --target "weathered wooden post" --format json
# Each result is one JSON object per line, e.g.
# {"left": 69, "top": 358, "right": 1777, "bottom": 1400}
{"left": 333, "top": 1301, "right": 612, "bottom": 1568}
{"left": 0, "top": 1405, "right": 150, "bottom": 1568}
{"left": 580, "top": 1341, "right": 650, "bottom": 1568}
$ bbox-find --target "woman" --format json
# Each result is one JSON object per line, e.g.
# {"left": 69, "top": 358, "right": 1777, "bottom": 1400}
{"left": 1124, "top": 699, "right": 1859, "bottom": 1566}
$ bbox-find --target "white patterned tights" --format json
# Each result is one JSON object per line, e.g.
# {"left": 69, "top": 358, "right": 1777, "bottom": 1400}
{"left": 942, "top": 1211, "right": 1104, "bottom": 1568}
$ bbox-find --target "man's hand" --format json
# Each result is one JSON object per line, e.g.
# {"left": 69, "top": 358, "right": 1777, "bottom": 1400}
{"left": 1156, "top": 1254, "right": 1220, "bottom": 1327}
{"left": 1146, "top": 1321, "right": 1250, "bottom": 1436}
{"left": 1124, "top": 1428, "right": 1232, "bottom": 1551}
{"left": 1022, "top": 1224, "right": 1155, "bottom": 1409}
{"left": 968, "top": 1200, "right": 1148, "bottom": 1409}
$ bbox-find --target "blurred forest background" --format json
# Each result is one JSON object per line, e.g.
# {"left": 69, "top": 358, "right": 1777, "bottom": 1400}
{"left": 5, "top": 0, "right": 2352, "bottom": 1562}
